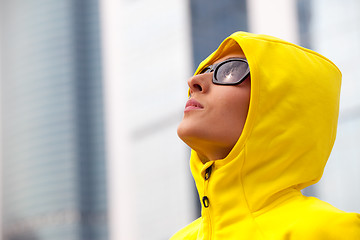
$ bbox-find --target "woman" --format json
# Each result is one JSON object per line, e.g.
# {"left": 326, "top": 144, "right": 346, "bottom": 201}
{"left": 172, "top": 32, "right": 360, "bottom": 239}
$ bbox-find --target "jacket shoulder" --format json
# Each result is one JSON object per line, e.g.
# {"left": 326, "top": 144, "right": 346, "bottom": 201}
{"left": 257, "top": 196, "right": 360, "bottom": 239}
{"left": 291, "top": 211, "right": 360, "bottom": 239}
{"left": 290, "top": 198, "right": 360, "bottom": 239}
{"left": 170, "top": 217, "right": 201, "bottom": 240}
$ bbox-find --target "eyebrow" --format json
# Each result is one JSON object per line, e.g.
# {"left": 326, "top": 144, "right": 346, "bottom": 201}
{"left": 207, "top": 57, "right": 239, "bottom": 68}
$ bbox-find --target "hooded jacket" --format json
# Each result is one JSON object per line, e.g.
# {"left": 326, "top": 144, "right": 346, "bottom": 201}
{"left": 171, "top": 32, "right": 360, "bottom": 239}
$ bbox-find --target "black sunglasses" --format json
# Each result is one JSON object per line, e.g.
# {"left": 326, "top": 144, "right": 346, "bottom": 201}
{"left": 198, "top": 58, "right": 250, "bottom": 85}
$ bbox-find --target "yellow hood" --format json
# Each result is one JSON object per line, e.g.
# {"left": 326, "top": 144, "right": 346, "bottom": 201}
{"left": 193, "top": 31, "right": 341, "bottom": 213}
{"left": 171, "top": 32, "right": 360, "bottom": 239}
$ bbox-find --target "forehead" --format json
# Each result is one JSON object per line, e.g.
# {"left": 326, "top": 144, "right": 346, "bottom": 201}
{"left": 213, "top": 43, "right": 246, "bottom": 65}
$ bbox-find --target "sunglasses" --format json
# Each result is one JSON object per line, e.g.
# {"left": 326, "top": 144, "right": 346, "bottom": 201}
{"left": 198, "top": 58, "right": 250, "bottom": 85}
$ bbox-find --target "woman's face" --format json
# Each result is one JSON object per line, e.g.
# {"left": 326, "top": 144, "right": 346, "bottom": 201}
{"left": 177, "top": 46, "right": 251, "bottom": 162}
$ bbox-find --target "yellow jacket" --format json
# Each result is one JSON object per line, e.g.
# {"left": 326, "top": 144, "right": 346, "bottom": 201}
{"left": 171, "top": 32, "right": 360, "bottom": 239}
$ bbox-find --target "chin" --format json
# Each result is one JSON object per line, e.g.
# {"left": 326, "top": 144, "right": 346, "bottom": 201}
{"left": 177, "top": 122, "right": 209, "bottom": 151}
{"left": 177, "top": 122, "right": 189, "bottom": 143}
{"left": 177, "top": 121, "right": 198, "bottom": 147}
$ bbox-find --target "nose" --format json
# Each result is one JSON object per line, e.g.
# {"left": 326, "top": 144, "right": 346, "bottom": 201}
{"left": 188, "top": 73, "right": 211, "bottom": 96}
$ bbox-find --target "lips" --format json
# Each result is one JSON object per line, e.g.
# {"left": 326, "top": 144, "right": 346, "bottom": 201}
{"left": 184, "top": 98, "right": 204, "bottom": 112}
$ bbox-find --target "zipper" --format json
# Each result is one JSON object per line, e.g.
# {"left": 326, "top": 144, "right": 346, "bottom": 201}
{"left": 203, "top": 163, "right": 213, "bottom": 239}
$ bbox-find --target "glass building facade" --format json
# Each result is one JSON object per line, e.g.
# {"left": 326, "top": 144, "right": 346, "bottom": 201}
{"left": 1, "top": 0, "right": 359, "bottom": 239}
{"left": 0, "top": 0, "right": 108, "bottom": 239}
{"left": 189, "top": 0, "right": 249, "bottom": 68}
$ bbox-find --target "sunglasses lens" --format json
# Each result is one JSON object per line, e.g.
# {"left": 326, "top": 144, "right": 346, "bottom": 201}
{"left": 215, "top": 60, "right": 249, "bottom": 84}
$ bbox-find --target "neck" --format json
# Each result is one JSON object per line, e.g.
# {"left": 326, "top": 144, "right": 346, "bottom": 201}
{"left": 191, "top": 144, "right": 234, "bottom": 163}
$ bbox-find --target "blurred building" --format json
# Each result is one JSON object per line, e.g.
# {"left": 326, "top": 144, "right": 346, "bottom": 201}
{"left": 189, "top": 0, "right": 249, "bottom": 67}
{"left": 0, "top": 1, "right": 108, "bottom": 240}
{"left": 0, "top": 0, "right": 359, "bottom": 240}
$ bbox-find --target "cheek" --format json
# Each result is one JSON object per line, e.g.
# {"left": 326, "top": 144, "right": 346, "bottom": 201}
{"left": 216, "top": 89, "right": 250, "bottom": 133}
{"left": 217, "top": 89, "right": 250, "bottom": 117}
